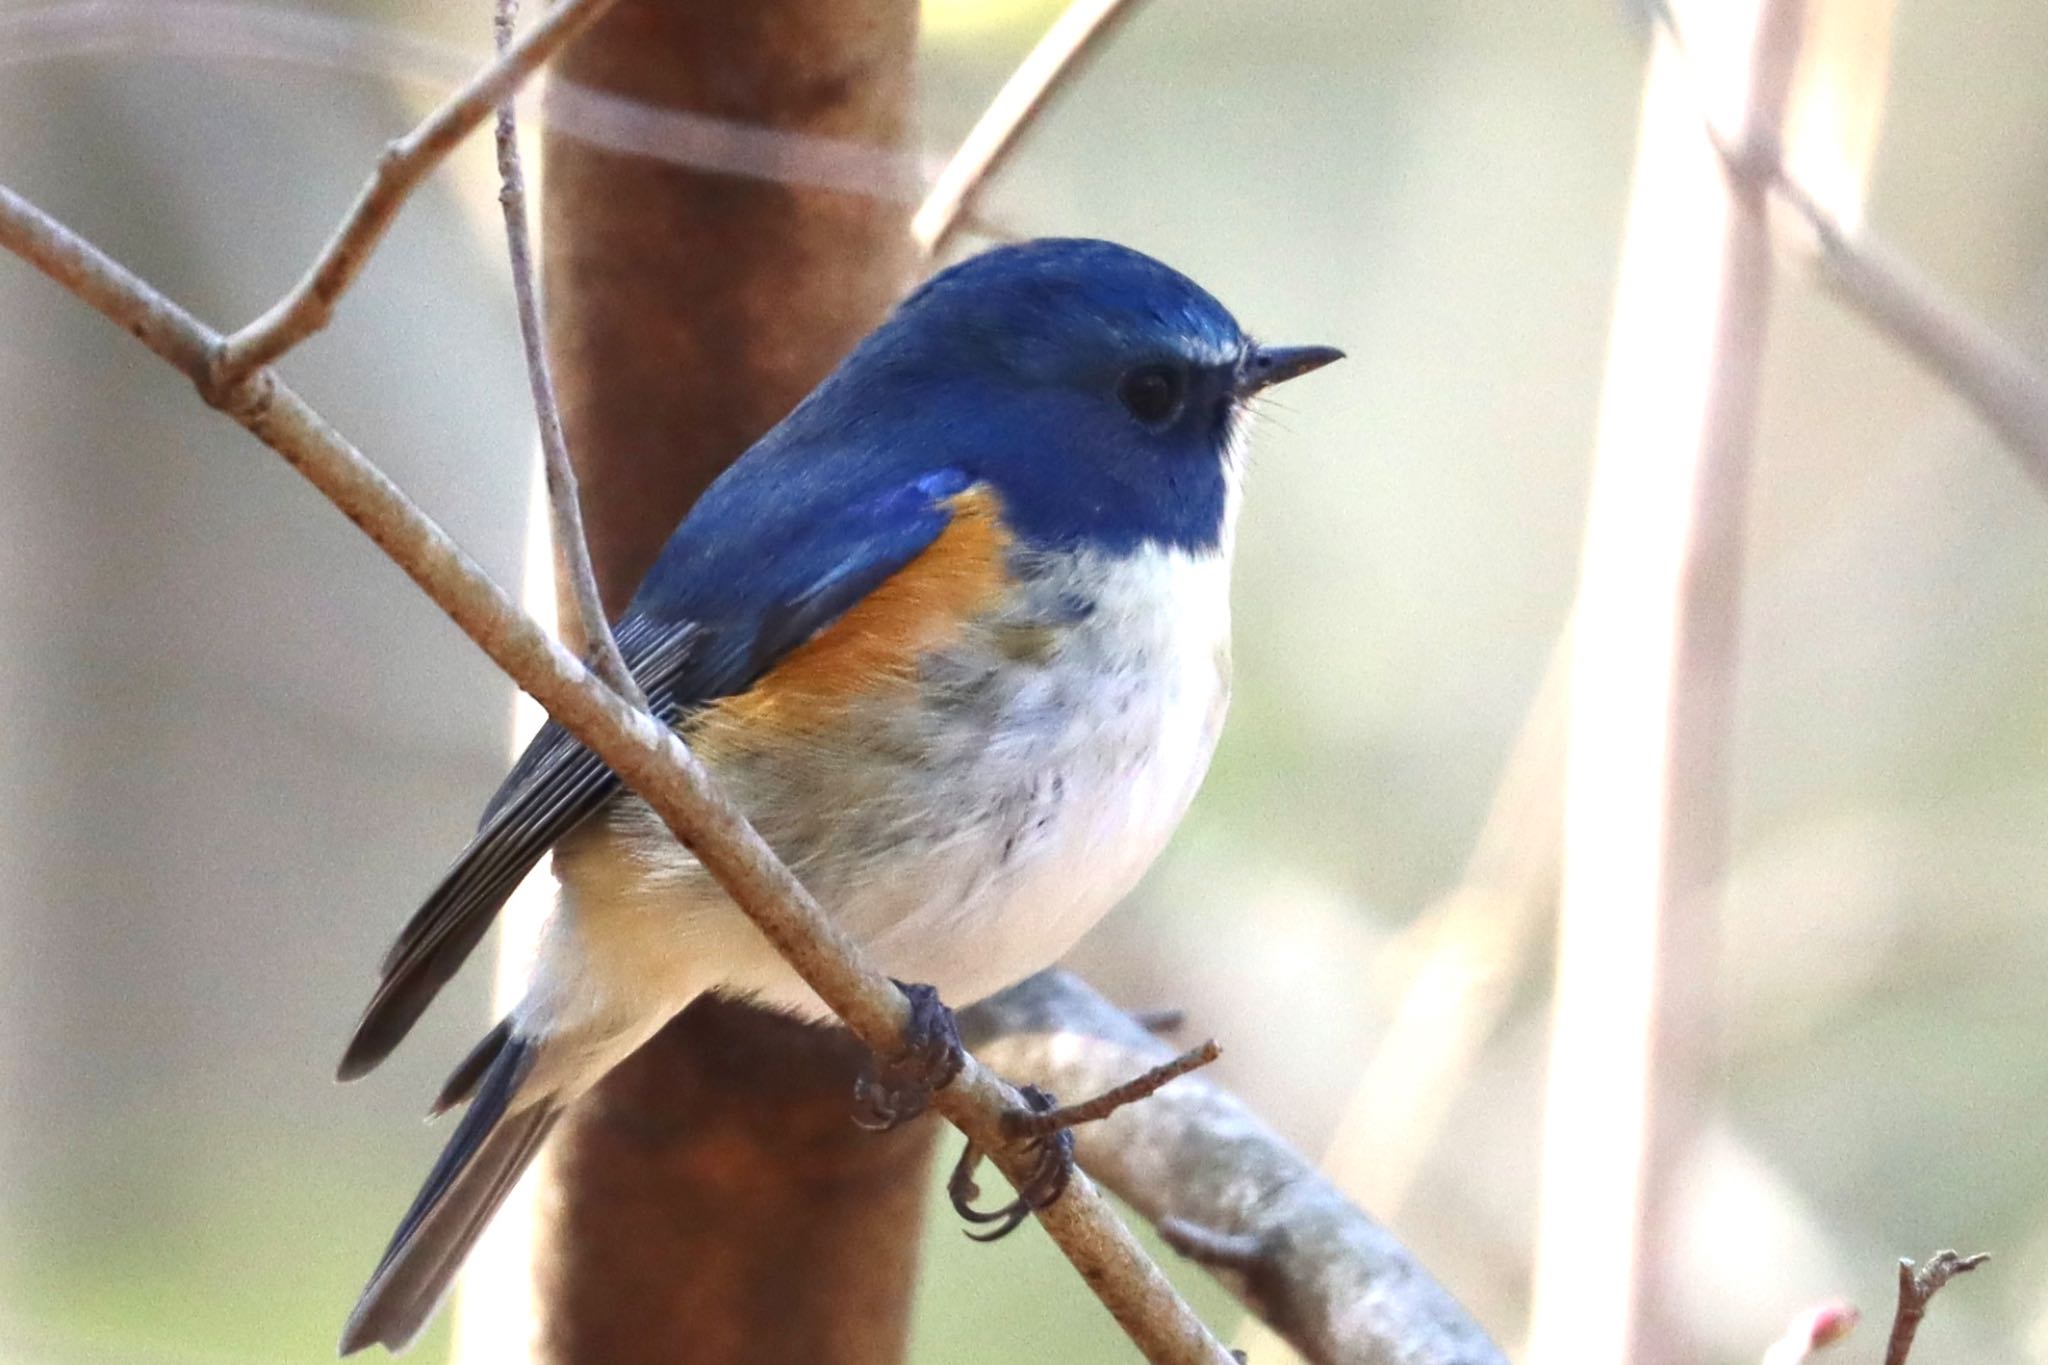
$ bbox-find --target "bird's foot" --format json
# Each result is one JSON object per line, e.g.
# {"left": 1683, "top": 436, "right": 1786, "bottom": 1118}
{"left": 946, "top": 1085, "right": 1076, "bottom": 1242}
{"left": 852, "top": 980, "right": 965, "bottom": 1130}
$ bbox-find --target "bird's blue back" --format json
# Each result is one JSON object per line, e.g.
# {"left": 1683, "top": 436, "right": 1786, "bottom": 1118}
{"left": 627, "top": 238, "right": 1254, "bottom": 633}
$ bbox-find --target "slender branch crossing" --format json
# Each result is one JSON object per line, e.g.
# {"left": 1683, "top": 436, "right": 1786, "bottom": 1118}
{"left": 912, "top": 0, "right": 1150, "bottom": 256}
{"left": 209, "top": 0, "right": 618, "bottom": 388}
{"left": 492, "top": 0, "right": 640, "bottom": 701}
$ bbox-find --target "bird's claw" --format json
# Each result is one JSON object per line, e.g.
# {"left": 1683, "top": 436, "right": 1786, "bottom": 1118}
{"left": 852, "top": 981, "right": 964, "bottom": 1130}
{"left": 946, "top": 1084, "right": 1076, "bottom": 1242}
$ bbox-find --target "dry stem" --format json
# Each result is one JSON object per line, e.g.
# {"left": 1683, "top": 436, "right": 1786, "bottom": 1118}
{"left": 912, "top": 0, "right": 1149, "bottom": 256}
{"left": 1003, "top": 1040, "right": 1220, "bottom": 1139}
{"left": 1647, "top": 0, "right": 2048, "bottom": 485}
{"left": 1882, "top": 1251, "right": 1987, "bottom": 1365}
{"left": 491, "top": 0, "right": 638, "bottom": 701}
{"left": 1529, "top": 3, "right": 1806, "bottom": 1359}
{"left": 209, "top": 0, "right": 617, "bottom": 388}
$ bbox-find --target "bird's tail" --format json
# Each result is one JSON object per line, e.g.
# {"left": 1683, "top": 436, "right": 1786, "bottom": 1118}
{"left": 339, "top": 1025, "right": 561, "bottom": 1356}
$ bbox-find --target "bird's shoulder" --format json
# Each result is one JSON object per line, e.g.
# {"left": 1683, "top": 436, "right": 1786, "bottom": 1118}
{"left": 691, "top": 480, "right": 1022, "bottom": 739}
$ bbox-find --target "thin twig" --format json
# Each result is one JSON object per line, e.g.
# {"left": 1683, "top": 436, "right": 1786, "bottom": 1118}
{"left": 911, "top": 0, "right": 1149, "bottom": 257}
{"left": 491, "top": 0, "right": 638, "bottom": 702}
{"left": 1787, "top": 188, "right": 2048, "bottom": 486}
{"left": 1003, "top": 1041, "right": 1220, "bottom": 1139}
{"left": 1882, "top": 1251, "right": 1987, "bottom": 1365}
{"left": 208, "top": 0, "right": 617, "bottom": 389}
{"left": 1159, "top": 1219, "right": 1268, "bottom": 1276}
{"left": 0, "top": 183, "right": 1233, "bottom": 1365}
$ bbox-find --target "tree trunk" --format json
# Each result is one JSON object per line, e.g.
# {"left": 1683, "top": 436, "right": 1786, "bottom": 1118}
{"left": 534, "top": 4, "right": 928, "bottom": 1362}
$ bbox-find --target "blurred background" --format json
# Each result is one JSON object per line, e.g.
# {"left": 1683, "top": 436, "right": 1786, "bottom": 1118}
{"left": 0, "top": 0, "right": 2044, "bottom": 1360}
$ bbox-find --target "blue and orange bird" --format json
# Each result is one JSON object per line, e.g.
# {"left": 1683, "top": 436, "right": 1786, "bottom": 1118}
{"left": 334, "top": 238, "right": 1341, "bottom": 1353}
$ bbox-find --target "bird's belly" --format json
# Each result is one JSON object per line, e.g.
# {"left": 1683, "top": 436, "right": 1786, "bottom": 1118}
{"left": 553, "top": 548, "right": 1233, "bottom": 1018}
{"left": 845, "top": 650, "right": 1227, "bottom": 1006}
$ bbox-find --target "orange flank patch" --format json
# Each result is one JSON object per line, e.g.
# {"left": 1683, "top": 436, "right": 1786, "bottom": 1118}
{"left": 699, "top": 485, "right": 1013, "bottom": 740}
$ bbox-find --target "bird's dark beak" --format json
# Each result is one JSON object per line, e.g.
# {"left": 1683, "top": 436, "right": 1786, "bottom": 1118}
{"left": 1236, "top": 344, "right": 1345, "bottom": 396}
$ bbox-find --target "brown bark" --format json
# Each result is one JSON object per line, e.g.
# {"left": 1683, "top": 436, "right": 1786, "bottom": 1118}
{"left": 534, "top": 4, "right": 929, "bottom": 1363}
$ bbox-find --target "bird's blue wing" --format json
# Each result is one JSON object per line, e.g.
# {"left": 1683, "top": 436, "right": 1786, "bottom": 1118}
{"left": 338, "top": 467, "right": 974, "bottom": 1081}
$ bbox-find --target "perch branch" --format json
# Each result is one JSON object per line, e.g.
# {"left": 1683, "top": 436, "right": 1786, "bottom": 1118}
{"left": 0, "top": 183, "right": 1232, "bottom": 1365}
{"left": 209, "top": 0, "right": 617, "bottom": 388}
{"left": 966, "top": 970, "right": 1509, "bottom": 1365}
{"left": 912, "top": 0, "right": 1149, "bottom": 256}
{"left": 1882, "top": 1250, "right": 1987, "bottom": 1365}
{"left": 491, "top": 0, "right": 638, "bottom": 700}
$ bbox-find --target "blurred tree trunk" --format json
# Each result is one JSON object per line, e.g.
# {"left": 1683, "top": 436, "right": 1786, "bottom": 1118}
{"left": 532, "top": 4, "right": 928, "bottom": 1362}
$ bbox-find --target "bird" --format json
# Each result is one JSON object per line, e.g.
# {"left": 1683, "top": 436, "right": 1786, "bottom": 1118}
{"left": 333, "top": 236, "right": 1341, "bottom": 1354}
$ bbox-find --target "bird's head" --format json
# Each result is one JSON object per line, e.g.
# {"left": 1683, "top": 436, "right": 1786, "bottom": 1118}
{"left": 790, "top": 238, "right": 1342, "bottom": 556}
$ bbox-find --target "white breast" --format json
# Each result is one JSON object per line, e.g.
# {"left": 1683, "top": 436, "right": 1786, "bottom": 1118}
{"left": 549, "top": 542, "right": 1237, "bottom": 1025}
{"left": 849, "top": 543, "right": 1235, "bottom": 1007}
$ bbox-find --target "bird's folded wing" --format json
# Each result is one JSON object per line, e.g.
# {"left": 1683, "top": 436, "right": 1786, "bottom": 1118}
{"left": 338, "top": 468, "right": 981, "bottom": 1081}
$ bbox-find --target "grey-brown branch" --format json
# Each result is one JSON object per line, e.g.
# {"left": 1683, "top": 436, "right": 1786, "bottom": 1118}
{"left": 965, "top": 971, "right": 1510, "bottom": 1365}
{"left": 1882, "top": 1250, "right": 1987, "bottom": 1365}
{"left": 491, "top": 0, "right": 640, "bottom": 703}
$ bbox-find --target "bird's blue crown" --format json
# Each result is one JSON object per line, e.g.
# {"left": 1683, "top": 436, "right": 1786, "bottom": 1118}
{"left": 630, "top": 240, "right": 1318, "bottom": 627}
{"left": 755, "top": 238, "right": 1256, "bottom": 556}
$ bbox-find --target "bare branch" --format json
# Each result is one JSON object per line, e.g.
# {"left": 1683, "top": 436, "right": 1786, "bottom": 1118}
{"left": 1777, "top": 181, "right": 2048, "bottom": 487}
{"left": 1883, "top": 1251, "right": 1988, "bottom": 1365}
{"left": 1646, "top": 0, "right": 2048, "bottom": 487}
{"left": 491, "top": 0, "right": 638, "bottom": 702}
{"left": 1529, "top": 3, "right": 1805, "bottom": 1357}
{"left": 209, "top": 0, "right": 618, "bottom": 389}
{"left": 1003, "top": 1040, "right": 1220, "bottom": 1139}
{"left": 0, "top": 184, "right": 1233, "bottom": 1365}
{"left": 912, "top": 0, "right": 1149, "bottom": 257}
{"left": 966, "top": 971, "right": 1509, "bottom": 1365}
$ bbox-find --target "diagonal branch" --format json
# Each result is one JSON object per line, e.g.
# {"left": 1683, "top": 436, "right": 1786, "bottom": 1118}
{"left": 0, "top": 183, "right": 1232, "bottom": 1365}
{"left": 912, "top": 0, "right": 1149, "bottom": 257}
{"left": 966, "top": 971, "right": 1509, "bottom": 1365}
{"left": 1644, "top": 0, "right": 2048, "bottom": 487}
{"left": 208, "top": 0, "right": 618, "bottom": 390}
{"left": 491, "top": 0, "right": 638, "bottom": 702}
{"left": 1770, "top": 175, "right": 2048, "bottom": 486}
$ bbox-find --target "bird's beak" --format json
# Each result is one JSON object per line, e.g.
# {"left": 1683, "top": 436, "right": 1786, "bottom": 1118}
{"left": 1236, "top": 344, "right": 1345, "bottom": 396}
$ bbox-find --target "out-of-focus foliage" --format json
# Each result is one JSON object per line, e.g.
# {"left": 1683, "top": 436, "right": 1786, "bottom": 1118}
{"left": 0, "top": 1, "right": 2044, "bottom": 1361}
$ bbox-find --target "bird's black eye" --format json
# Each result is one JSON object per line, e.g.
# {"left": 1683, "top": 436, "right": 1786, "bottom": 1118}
{"left": 1117, "top": 364, "right": 1186, "bottom": 427}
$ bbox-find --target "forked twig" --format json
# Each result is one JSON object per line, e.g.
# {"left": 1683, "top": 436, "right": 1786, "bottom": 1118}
{"left": 1003, "top": 1041, "right": 1219, "bottom": 1140}
{"left": 209, "top": 0, "right": 617, "bottom": 389}
{"left": 1646, "top": 0, "right": 2048, "bottom": 484}
{"left": 1883, "top": 1251, "right": 1987, "bottom": 1365}
{"left": 492, "top": 0, "right": 639, "bottom": 703}
{"left": 912, "top": 0, "right": 1149, "bottom": 257}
